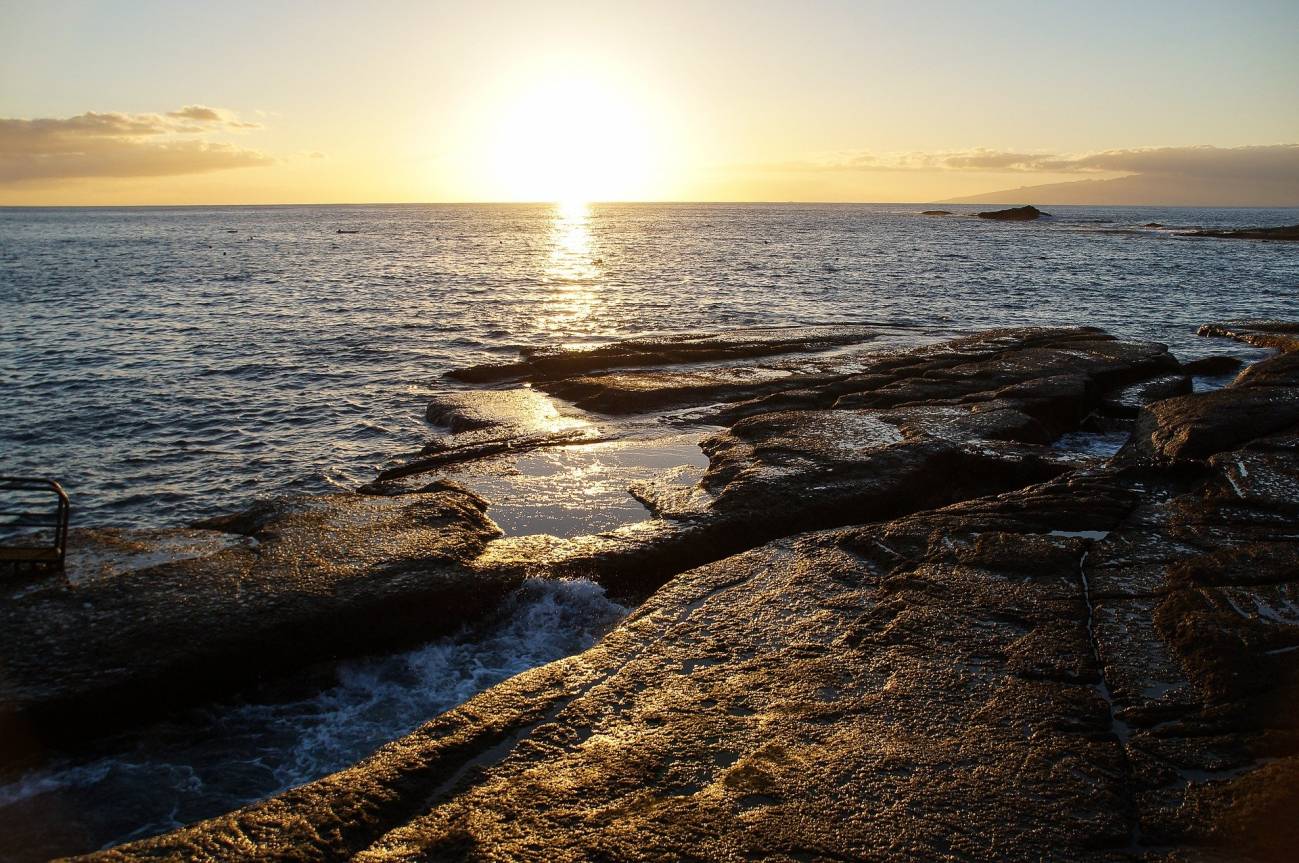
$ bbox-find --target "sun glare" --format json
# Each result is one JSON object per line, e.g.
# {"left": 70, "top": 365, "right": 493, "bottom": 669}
{"left": 484, "top": 74, "right": 662, "bottom": 203}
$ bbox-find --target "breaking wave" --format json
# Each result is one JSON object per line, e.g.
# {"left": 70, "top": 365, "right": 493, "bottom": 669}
{"left": 0, "top": 578, "right": 626, "bottom": 860}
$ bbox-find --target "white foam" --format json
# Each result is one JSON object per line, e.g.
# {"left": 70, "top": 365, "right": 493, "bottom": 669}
{"left": 0, "top": 578, "right": 626, "bottom": 847}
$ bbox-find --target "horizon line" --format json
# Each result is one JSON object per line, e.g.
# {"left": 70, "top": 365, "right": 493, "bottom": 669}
{"left": 3, "top": 200, "right": 1298, "bottom": 210}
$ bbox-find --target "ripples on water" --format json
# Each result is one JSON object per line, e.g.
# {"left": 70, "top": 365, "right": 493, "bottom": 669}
{"left": 3, "top": 202, "right": 1298, "bottom": 527}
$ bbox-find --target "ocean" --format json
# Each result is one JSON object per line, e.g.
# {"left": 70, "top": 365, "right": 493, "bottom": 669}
{"left": 4, "top": 202, "right": 1298, "bottom": 529}
{"left": 2, "top": 202, "right": 1298, "bottom": 859}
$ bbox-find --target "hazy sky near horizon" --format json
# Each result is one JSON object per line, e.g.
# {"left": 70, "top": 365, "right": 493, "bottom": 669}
{"left": 2, "top": 0, "right": 1297, "bottom": 204}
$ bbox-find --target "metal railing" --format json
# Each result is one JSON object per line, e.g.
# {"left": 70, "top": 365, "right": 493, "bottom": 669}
{"left": 0, "top": 477, "right": 70, "bottom": 573}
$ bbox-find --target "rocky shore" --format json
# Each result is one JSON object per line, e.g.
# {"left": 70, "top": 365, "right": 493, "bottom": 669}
{"left": 4, "top": 321, "right": 1297, "bottom": 862}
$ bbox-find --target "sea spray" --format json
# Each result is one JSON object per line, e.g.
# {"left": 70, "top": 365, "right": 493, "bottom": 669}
{"left": 0, "top": 578, "right": 626, "bottom": 861}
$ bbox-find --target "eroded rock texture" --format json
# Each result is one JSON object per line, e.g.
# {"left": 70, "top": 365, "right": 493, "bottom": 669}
{"left": 78, "top": 324, "right": 1299, "bottom": 862}
{"left": 0, "top": 487, "right": 504, "bottom": 757}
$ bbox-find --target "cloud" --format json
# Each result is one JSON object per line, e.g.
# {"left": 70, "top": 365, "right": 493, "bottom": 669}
{"left": 0, "top": 107, "right": 272, "bottom": 183}
{"left": 168, "top": 105, "right": 223, "bottom": 123}
{"left": 766, "top": 144, "right": 1299, "bottom": 184}
{"left": 167, "top": 104, "right": 261, "bottom": 129}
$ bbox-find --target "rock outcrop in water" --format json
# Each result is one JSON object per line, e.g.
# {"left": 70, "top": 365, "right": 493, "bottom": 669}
{"left": 10, "top": 321, "right": 1298, "bottom": 861}
{"left": 1186, "top": 224, "right": 1299, "bottom": 242}
{"left": 976, "top": 204, "right": 1049, "bottom": 220}
{"left": 79, "top": 323, "right": 1299, "bottom": 863}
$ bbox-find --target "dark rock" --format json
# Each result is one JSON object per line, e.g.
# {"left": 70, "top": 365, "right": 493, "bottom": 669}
{"left": 920, "top": 209, "right": 952, "bottom": 215}
{"left": 1187, "top": 224, "right": 1299, "bottom": 242}
{"left": 446, "top": 324, "right": 879, "bottom": 384}
{"left": 378, "top": 427, "right": 604, "bottom": 482}
{"left": 539, "top": 365, "right": 849, "bottom": 414}
{"left": 0, "top": 488, "right": 506, "bottom": 757}
{"left": 539, "top": 327, "right": 1175, "bottom": 424}
{"left": 1144, "top": 222, "right": 1165, "bottom": 228}
{"left": 1183, "top": 355, "right": 1244, "bottom": 377}
{"left": 1123, "top": 334, "right": 1299, "bottom": 462}
{"left": 976, "top": 205, "right": 1049, "bottom": 221}
{"left": 1123, "top": 386, "right": 1299, "bottom": 462}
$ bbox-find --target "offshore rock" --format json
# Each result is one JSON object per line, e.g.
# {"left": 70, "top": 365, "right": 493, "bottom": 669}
{"left": 1187, "top": 224, "right": 1299, "bottom": 242}
{"left": 976, "top": 204, "right": 1048, "bottom": 220}
{"left": 0, "top": 488, "right": 505, "bottom": 757}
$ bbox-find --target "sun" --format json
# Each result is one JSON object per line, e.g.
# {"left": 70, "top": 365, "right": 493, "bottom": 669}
{"left": 484, "top": 74, "right": 661, "bottom": 203}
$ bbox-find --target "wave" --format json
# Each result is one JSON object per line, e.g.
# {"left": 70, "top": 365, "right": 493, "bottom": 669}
{"left": 0, "top": 578, "right": 626, "bottom": 860}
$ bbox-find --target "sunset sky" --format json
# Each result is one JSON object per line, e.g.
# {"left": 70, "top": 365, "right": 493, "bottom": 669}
{"left": 2, "top": 0, "right": 1297, "bottom": 205}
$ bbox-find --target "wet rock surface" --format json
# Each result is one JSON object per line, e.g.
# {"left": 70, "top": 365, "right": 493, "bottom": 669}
{"left": 13, "top": 322, "right": 1299, "bottom": 861}
{"left": 0, "top": 487, "right": 505, "bottom": 757}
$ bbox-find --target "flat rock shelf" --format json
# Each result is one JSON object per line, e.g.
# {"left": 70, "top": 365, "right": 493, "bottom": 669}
{"left": 3, "top": 321, "right": 1297, "bottom": 863}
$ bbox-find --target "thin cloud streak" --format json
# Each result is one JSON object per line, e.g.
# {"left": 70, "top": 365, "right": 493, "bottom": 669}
{"left": 762, "top": 144, "right": 1299, "bottom": 183}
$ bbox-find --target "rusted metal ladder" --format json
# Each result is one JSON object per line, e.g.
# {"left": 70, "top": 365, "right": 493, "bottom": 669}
{"left": 0, "top": 477, "right": 70, "bottom": 574}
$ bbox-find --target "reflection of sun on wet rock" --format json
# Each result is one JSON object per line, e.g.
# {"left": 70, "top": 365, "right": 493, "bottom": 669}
{"left": 443, "top": 434, "right": 711, "bottom": 538}
{"left": 424, "top": 388, "right": 586, "bottom": 435}
{"left": 457, "top": 328, "right": 1190, "bottom": 603}
{"left": 371, "top": 387, "right": 605, "bottom": 485}
{"left": 61, "top": 528, "right": 254, "bottom": 586}
{"left": 0, "top": 487, "right": 505, "bottom": 758}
